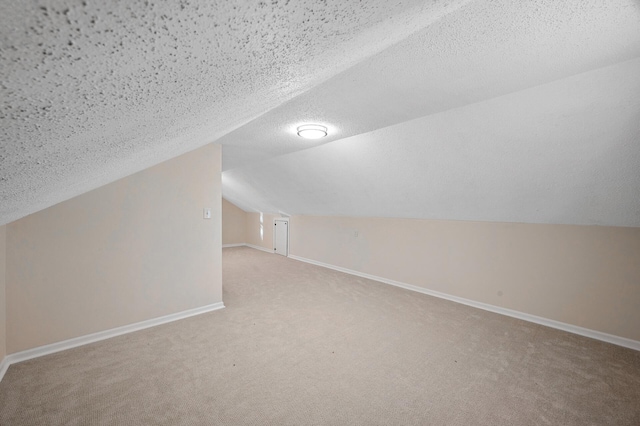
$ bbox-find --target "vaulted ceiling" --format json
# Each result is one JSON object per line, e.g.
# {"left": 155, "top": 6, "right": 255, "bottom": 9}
{"left": 2, "top": 0, "right": 640, "bottom": 227}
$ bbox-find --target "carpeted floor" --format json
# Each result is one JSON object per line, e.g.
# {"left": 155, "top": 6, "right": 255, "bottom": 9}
{"left": 1, "top": 246, "right": 639, "bottom": 425}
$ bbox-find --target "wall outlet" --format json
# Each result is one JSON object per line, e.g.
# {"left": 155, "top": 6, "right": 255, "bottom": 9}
{"left": 203, "top": 208, "right": 212, "bottom": 219}
{"left": 354, "top": 230, "right": 359, "bottom": 237}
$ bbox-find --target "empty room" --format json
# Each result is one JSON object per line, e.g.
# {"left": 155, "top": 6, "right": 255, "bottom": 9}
{"left": 1, "top": 0, "right": 639, "bottom": 424}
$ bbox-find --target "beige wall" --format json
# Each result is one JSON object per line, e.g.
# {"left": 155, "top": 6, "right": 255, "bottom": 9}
{"left": 5, "top": 143, "right": 222, "bottom": 354}
{"left": 290, "top": 215, "right": 640, "bottom": 342}
{"left": 222, "top": 204, "right": 280, "bottom": 251}
{"left": 246, "top": 212, "right": 276, "bottom": 251}
{"left": 222, "top": 198, "right": 247, "bottom": 245}
{"left": 0, "top": 225, "right": 6, "bottom": 360}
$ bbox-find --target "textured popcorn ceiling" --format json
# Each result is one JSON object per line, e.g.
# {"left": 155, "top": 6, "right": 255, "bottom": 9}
{"left": 222, "top": 0, "right": 640, "bottom": 227}
{"left": 0, "top": 0, "right": 471, "bottom": 225}
{"left": 2, "top": 0, "right": 640, "bottom": 226}
{"left": 224, "top": 58, "right": 640, "bottom": 226}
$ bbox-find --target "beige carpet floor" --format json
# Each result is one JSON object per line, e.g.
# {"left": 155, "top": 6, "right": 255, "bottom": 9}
{"left": 1, "top": 246, "right": 639, "bottom": 425}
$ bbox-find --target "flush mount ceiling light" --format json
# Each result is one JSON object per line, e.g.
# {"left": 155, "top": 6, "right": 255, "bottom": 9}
{"left": 297, "top": 124, "right": 327, "bottom": 139}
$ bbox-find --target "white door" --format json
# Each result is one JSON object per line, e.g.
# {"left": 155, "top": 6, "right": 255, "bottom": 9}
{"left": 274, "top": 220, "right": 288, "bottom": 256}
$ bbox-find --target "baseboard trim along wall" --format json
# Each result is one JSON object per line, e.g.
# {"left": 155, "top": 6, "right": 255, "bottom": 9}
{"left": 0, "top": 302, "right": 225, "bottom": 383}
{"left": 246, "top": 243, "right": 274, "bottom": 254}
{"left": 288, "top": 254, "right": 640, "bottom": 352}
{"left": 223, "top": 243, "right": 273, "bottom": 254}
{"left": 0, "top": 359, "right": 8, "bottom": 384}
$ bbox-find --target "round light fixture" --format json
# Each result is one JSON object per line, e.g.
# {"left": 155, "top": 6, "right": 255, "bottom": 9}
{"left": 297, "top": 124, "right": 327, "bottom": 139}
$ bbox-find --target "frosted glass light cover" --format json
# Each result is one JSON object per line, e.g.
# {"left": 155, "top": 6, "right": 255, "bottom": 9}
{"left": 297, "top": 124, "right": 327, "bottom": 139}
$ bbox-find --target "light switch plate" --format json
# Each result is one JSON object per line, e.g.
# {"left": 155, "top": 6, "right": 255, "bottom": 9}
{"left": 203, "top": 208, "right": 212, "bottom": 219}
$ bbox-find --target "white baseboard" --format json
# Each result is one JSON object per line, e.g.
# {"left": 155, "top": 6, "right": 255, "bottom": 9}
{"left": 245, "top": 243, "right": 274, "bottom": 254}
{"left": 0, "top": 357, "right": 8, "bottom": 383}
{"left": 0, "top": 302, "right": 225, "bottom": 383}
{"left": 222, "top": 243, "right": 274, "bottom": 254}
{"left": 288, "top": 254, "right": 640, "bottom": 352}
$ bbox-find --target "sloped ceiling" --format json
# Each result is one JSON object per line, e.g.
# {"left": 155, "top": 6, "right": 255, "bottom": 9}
{"left": 222, "top": 0, "right": 640, "bottom": 227}
{"left": 2, "top": 0, "right": 640, "bottom": 227}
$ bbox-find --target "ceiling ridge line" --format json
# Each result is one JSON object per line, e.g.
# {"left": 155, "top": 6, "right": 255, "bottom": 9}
{"left": 214, "top": 0, "right": 477, "bottom": 148}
